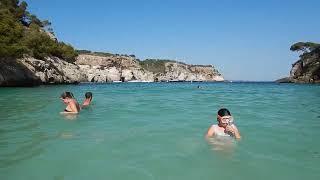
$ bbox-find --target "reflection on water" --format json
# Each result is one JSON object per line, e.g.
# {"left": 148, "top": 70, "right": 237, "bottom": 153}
{"left": 207, "top": 136, "right": 236, "bottom": 153}
{"left": 0, "top": 131, "right": 49, "bottom": 168}
{"left": 61, "top": 114, "right": 78, "bottom": 121}
{"left": 53, "top": 175, "right": 65, "bottom": 180}
{"left": 59, "top": 131, "right": 75, "bottom": 139}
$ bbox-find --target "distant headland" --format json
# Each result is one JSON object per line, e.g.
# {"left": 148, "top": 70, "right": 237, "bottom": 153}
{"left": 0, "top": 0, "right": 223, "bottom": 87}
{"left": 1, "top": 1, "right": 319, "bottom": 86}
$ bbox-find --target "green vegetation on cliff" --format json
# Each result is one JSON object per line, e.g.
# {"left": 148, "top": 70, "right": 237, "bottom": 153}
{"left": 139, "top": 59, "right": 178, "bottom": 74}
{"left": 76, "top": 50, "right": 114, "bottom": 57}
{"left": 0, "top": 0, "right": 77, "bottom": 62}
{"left": 76, "top": 50, "right": 139, "bottom": 59}
{"left": 290, "top": 42, "right": 320, "bottom": 53}
{"left": 289, "top": 42, "right": 320, "bottom": 82}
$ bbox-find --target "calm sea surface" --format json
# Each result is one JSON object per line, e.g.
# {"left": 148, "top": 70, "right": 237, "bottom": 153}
{"left": 0, "top": 82, "right": 319, "bottom": 180}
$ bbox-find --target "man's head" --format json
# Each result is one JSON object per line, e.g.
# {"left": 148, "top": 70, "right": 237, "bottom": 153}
{"left": 217, "top": 108, "right": 233, "bottom": 127}
{"left": 85, "top": 92, "right": 93, "bottom": 100}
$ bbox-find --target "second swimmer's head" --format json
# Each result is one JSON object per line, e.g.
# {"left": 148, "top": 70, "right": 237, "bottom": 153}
{"left": 85, "top": 92, "right": 93, "bottom": 100}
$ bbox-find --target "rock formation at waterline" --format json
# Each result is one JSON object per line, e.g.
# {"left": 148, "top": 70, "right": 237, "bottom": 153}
{"left": 277, "top": 42, "right": 320, "bottom": 83}
{"left": 155, "top": 62, "right": 224, "bottom": 82}
{"left": 75, "top": 54, "right": 224, "bottom": 83}
{"left": 0, "top": 53, "right": 224, "bottom": 86}
{"left": 0, "top": 0, "right": 224, "bottom": 87}
{"left": 75, "top": 54, "right": 154, "bottom": 82}
{"left": 20, "top": 56, "right": 87, "bottom": 84}
{"left": 0, "top": 57, "right": 86, "bottom": 86}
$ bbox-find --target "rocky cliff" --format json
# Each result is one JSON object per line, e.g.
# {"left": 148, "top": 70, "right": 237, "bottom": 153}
{"left": 75, "top": 54, "right": 154, "bottom": 82}
{"left": 289, "top": 52, "right": 320, "bottom": 83}
{"left": 155, "top": 62, "right": 223, "bottom": 82}
{"left": 21, "top": 56, "right": 87, "bottom": 84}
{"left": 0, "top": 0, "right": 223, "bottom": 86}
{"left": 0, "top": 56, "right": 86, "bottom": 86}
{"left": 0, "top": 58, "right": 40, "bottom": 87}
{"left": 75, "top": 54, "right": 224, "bottom": 82}
{"left": 0, "top": 53, "right": 224, "bottom": 86}
{"left": 277, "top": 42, "right": 320, "bottom": 83}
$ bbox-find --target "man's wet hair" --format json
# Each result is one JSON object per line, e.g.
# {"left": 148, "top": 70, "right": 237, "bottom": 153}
{"left": 217, "top": 108, "right": 231, "bottom": 116}
{"left": 85, "top": 92, "right": 93, "bottom": 99}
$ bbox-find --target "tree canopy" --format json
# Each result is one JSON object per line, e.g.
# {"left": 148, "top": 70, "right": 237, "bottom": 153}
{"left": 139, "top": 59, "right": 182, "bottom": 74}
{"left": 290, "top": 42, "right": 320, "bottom": 53}
{"left": 0, "top": 0, "right": 77, "bottom": 62}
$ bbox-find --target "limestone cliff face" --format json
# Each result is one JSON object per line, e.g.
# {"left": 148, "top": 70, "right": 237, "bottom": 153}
{"left": 155, "top": 62, "right": 224, "bottom": 82}
{"left": 75, "top": 54, "right": 154, "bottom": 82}
{"left": 0, "top": 57, "right": 86, "bottom": 86}
{"left": 277, "top": 42, "right": 320, "bottom": 83}
{"left": 278, "top": 51, "right": 320, "bottom": 83}
{"left": 0, "top": 58, "right": 40, "bottom": 86}
{"left": 75, "top": 54, "right": 224, "bottom": 82}
{"left": 0, "top": 54, "right": 224, "bottom": 86}
{"left": 20, "top": 56, "right": 87, "bottom": 84}
{"left": 289, "top": 54, "right": 320, "bottom": 83}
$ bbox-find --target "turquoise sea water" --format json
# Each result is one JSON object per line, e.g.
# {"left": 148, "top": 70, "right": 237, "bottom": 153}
{"left": 0, "top": 82, "right": 320, "bottom": 180}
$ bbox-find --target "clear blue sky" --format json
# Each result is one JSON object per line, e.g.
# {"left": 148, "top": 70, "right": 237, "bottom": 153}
{"left": 25, "top": 0, "right": 320, "bottom": 81}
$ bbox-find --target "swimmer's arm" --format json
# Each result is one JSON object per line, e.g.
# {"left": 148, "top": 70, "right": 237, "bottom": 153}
{"left": 231, "top": 125, "right": 241, "bottom": 140}
{"left": 205, "top": 126, "right": 215, "bottom": 138}
{"left": 81, "top": 100, "right": 86, "bottom": 107}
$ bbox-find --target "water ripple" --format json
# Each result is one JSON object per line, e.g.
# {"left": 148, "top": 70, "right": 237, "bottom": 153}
{"left": 0, "top": 83, "right": 320, "bottom": 179}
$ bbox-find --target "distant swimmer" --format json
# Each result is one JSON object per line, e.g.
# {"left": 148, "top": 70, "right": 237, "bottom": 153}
{"left": 206, "top": 108, "right": 241, "bottom": 139}
{"left": 60, "top": 92, "right": 81, "bottom": 114}
{"left": 82, "top": 92, "right": 93, "bottom": 108}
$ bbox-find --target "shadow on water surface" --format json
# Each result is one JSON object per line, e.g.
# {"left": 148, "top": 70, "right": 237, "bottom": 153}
{"left": 0, "top": 131, "right": 51, "bottom": 168}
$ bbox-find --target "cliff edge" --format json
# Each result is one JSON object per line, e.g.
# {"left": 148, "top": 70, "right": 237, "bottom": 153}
{"left": 277, "top": 42, "right": 320, "bottom": 83}
{"left": 75, "top": 53, "right": 224, "bottom": 83}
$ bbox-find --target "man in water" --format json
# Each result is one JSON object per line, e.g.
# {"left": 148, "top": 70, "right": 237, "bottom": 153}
{"left": 82, "top": 92, "right": 93, "bottom": 108}
{"left": 206, "top": 108, "right": 241, "bottom": 139}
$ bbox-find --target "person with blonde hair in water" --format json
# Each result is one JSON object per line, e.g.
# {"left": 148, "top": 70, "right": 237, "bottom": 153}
{"left": 206, "top": 108, "right": 241, "bottom": 139}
